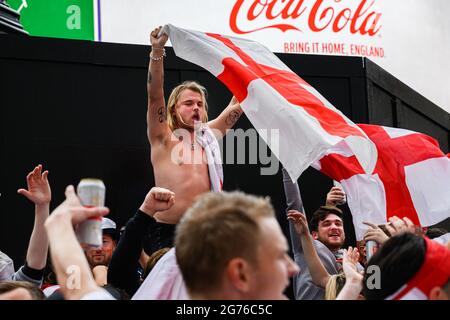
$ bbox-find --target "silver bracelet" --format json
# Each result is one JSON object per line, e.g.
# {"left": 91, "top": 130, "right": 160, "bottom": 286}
{"left": 150, "top": 48, "right": 166, "bottom": 61}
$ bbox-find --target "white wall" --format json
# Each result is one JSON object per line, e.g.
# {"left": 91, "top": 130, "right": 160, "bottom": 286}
{"left": 99, "top": 0, "right": 450, "bottom": 113}
{"left": 373, "top": 0, "right": 450, "bottom": 112}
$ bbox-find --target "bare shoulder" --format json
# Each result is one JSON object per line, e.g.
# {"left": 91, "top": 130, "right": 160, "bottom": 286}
{"left": 147, "top": 102, "right": 172, "bottom": 146}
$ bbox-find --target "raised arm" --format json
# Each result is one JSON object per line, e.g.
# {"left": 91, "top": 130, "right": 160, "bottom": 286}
{"left": 17, "top": 165, "right": 51, "bottom": 270}
{"left": 147, "top": 26, "right": 170, "bottom": 145}
{"left": 45, "top": 185, "right": 112, "bottom": 300}
{"left": 208, "top": 96, "right": 242, "bottom": 139}
{"left": 287, "top": 210, "right": 331, "bottom": 288}
{"left": 282, "top": 166, "right": 305, "bottom": 255}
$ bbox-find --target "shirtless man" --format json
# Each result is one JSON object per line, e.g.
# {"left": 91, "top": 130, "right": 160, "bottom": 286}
{"left": 145, "top": 26, "right": 242, "bottom": 252}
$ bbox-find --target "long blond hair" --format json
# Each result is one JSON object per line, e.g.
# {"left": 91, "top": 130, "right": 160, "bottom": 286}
{"left": 167, "top": 81, "right": 209, "bottom": 131}
{"left": 325, "top": 273, "right": 346, "bottom": 300}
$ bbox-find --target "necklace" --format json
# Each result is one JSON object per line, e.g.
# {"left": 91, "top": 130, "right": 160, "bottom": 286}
{"left": 176, "top": 133, "right": 196, "bottom": 150}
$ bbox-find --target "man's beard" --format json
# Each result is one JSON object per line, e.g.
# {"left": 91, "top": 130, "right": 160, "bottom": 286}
{"left": 89, "top": 255, "right": 109, "bottom": 267}
{"left": 319, "top": 235, "right": 344, "bottom": 251}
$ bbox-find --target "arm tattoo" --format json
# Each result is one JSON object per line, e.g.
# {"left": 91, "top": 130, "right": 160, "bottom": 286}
{"left": 147, "top": 70, "right": 152, "bottom": 84}
{"left": 157, "top": 106, "right": 166, "bottom": 123}
{"left": 225, "top": 110, "right": 242, "bottom": 126}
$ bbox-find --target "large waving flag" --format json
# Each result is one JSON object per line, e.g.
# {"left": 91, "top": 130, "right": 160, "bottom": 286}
{"left": 161, "top": 24, "right": 377, "bottom": 181}
{"left": 315, "top": 124, "right": 450, "bottom": 240}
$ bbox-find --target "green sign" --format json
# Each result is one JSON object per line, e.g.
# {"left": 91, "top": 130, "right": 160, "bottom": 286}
{"left": 6, "top": 0, "right": 95, "bottom": 40}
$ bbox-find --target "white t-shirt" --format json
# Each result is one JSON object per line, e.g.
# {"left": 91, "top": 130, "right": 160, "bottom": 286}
{"left": 132, "top": 248, "right": 189, "bottom": 300}
{"left": 80, "top": 288, "right": 116, "bottom": 300}
{"left": 433, "top": 233, "right": 450, "bottom": 245}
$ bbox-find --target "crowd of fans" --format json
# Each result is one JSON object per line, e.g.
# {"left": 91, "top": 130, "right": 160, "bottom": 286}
{"left": 1, "top": 26, "right": 449, "bottom": 301}
{"left": 0, "top": 163, "right": 448, "bottom": 301}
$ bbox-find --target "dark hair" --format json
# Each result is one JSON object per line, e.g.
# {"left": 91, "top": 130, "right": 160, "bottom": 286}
{"left": 362, "top": 233, "right": 426, "bottom": 300}
{"left": 143, "top": 247, "right": 171, "bottom": 280}
{"left": 309, "top": 206, "right": 343, "bottom": 232}
{"left": 103, "top": 229, "right": 120, "bottom": 242}
{"left": 0, "top": 281, "right": 45, "bottom": 300}
{"left": 378, "top": 224, "right": 392, "bottom": 237}
{"left": 425, "top": 227, "right": 448, "bottom": 239}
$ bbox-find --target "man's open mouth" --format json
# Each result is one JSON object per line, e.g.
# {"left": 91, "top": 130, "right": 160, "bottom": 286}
{"left": 329, "top": 232, "right": 340, "bottom": 239}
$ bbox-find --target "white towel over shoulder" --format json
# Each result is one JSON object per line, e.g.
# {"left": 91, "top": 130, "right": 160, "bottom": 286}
{"left": 195, "top": 124, "right": 223, "bottom": 192}
{"left": 132, "top": 248, "right": 188, "bottom": 300}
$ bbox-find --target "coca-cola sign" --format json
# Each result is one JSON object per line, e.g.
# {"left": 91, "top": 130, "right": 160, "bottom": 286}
{"left": 97, "top": 0, "right": 450, "bottom": 113}
{"left": 230, "top": 0, "right": 382, "bottom": 36}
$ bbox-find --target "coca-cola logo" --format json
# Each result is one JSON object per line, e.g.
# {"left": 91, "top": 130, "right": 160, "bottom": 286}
{"left": 230, "top": 0, "right": 382, "bottom": 36}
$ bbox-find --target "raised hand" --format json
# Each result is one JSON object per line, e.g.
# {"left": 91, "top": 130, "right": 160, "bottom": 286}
{"left": 336, "top": 247, "right": 364, "bottom": 300}
{"left": 17, "top": 164, "right": 51, "bottom": 205}
{"left": 325, "top": 186, "right": 346, "bottom": 206}
{"left": 287, "top": 210, "right": 309, "bottom": 235}
{"left": 150, "top": 26, "right": 168, "bottom": 49}
{"left": 342, "top": 247, "right": 363, "bottom": 282}
{"left": 363, "top": 221, "right": 390, "bottom": 244}
{"left": 385, "top": 216, "right": 417, "bottom": 237}
{"left": 47, "top": 185, "right": 109, "bottom": 226}
{"left": 140, "top": 187, "right": 175, "bottom": 217}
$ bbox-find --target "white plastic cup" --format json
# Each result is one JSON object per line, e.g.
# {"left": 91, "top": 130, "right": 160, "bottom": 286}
{"left": 76, "top": 178, "right": 105, "bottom": 248}
{"left": 366, "top": 240, "right": 378, "bottom": 261}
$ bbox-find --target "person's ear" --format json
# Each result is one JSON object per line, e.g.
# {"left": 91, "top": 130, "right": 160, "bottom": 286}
{"left": 429, "top": 287, "right": 448, "bottom": 300}
{"left": 311, "top": 231, "right": 319, "bottom": 240}
{"left": 226, "top": 258, "right": 251, "bottom": 293}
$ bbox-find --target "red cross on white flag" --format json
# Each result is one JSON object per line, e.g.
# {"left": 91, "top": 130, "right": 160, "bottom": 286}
{"left": 316, "top": 124, "right": 450, "bottom": 240}
{"left": 161, "top": 24, "right": 377, "bottom": 181}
